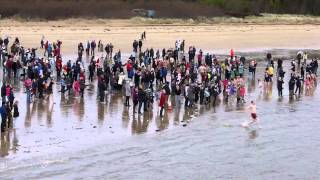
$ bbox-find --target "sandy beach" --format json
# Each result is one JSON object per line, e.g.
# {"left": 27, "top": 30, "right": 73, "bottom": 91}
{"left": 0, "top": 19, "right": 320, "bottom": 55}
{"left": 0, "top": 17, "right": 320, "bottom": 179}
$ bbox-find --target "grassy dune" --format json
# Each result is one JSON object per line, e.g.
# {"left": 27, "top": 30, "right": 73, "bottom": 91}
{"left": 2, "top": 14, "right": 320, "bottom": 27}
{"left": 0, "top": 0, "right": 320, "bottom": 20}
{"left": 128, "top": 14, "right": 320, "bottom": 25}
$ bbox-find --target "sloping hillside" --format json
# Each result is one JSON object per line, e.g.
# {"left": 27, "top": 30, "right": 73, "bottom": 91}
{"left": 0, "top": 0, "right": 319, "bottom": 19}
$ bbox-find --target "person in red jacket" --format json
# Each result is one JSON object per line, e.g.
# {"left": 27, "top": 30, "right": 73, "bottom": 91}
{"left": 44, "top": 41, "right": 48, "bottom": 56}
{"left": 230, "top": 49, "right": 234, "bottom": 60}
{"left": 54, "top": 47, "right": 61, "bottom": 57}
{"left": 73, "top": 80, "right": 80, "bottom": 97}
{"left": 6, "top": 55, "right": 13, "bottom": 78}
{"left": 57, "top": 40, "right": 62, "bottom": 49}
{"left": 126, "top": 60, "right": 133, "bottom": 79}
{"left": 56, "top": 56, "right": 63, "bottom": 78}
{"left": 159, "top": 89, "right": 166, "bottom": 117}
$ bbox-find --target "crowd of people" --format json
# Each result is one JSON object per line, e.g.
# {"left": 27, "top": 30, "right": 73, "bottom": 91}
{"left": 0, "top": 32, "right": 318, "bottom": 133}
{"left": 261, "top": 52, "right": 318, "bottom": 98}
{"left": 0, "top": 37, "right": 21, "bottom": 133}
{"left": 70, "top": 38, "right": 317, "bottom": 121}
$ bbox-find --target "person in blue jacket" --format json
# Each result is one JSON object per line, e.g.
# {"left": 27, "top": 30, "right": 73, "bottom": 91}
{"left": 0, "top": 102, "right": 8, "bottom": 133}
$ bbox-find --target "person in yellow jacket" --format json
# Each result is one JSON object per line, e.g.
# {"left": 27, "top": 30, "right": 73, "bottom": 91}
{"left": 268, "top": 66, "right": 274, "bottom": 81}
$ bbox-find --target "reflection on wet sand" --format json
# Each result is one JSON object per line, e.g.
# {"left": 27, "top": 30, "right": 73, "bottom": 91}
{"left": 1, "top": 129, "right": 18, "bottom": 157}
{"left": 24, "top": 104, "right": 32, "bottom": 128}
{"left": 263, "top": 84, "right": 273, "bottom": 101}
{"left": 46, "top": 100, "right": 54, "bottom": 128}
{"left": 0, "top": 60, "right": 319, "bottom": 158}
{"left": 97, "top": 102, "right": 105, "bottom": 125}
{"left": 132, "top": 114, "right": 151, "bottom": 134}
{"left": 173, "top": 108, "right": 181, "bottom": 125}
{"left": 0, "top": 133, "right": 10, "bottom": 157}
{"left": 248, "top": 129, "right": 258, "bottom": 140}
{"left": 156, "top": 113, "right": 169, "bottom": 131}
{"left": 122, "top": 107, "right": 130, "bottom": 129}
{"left": 247, "top": 78, "right": 256, "bottom": 93}
{"left": 78, "top": 98, "right": 85, "bottom": 121}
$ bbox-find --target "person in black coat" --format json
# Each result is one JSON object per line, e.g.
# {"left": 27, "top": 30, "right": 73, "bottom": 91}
{"left": 38, "top": 77, "right": 44, "bottom": 99}
{"left": 300, "top": 64, "right": 305, "bottom": 79}
{"left": 162, "top": 48, "right": 166, "bottom": 59}
{"left": 295, "top": 75, "right": 302, "bottom": 95}
{"left": 138, "top": 40, "right": 143, "bottom": 52}
{"left": 277, "top": 59, "right": 283, "bottom": 70}
{"left": 0, "top": 102, "right": 8, "bottom": 132}
{"left": 211, "top": 81, "right": 221, "bottom": 106}
{"left": 314, "top": 59, "right": 318, "bottom": 75}
{"left": 133, "top": 40, "right": 138, "bottom": 53}
{"left": 278, "top": 67, "right": 286, "bottom": 78}
{"left": 5, "top": 101, "right": 12, "bottom": 129}
{"left": 8, "top": 88, "right": 15, "bottom": 109}
{"left": 88, "top": 63, "right": 95, "bottom": 82}
{"left": 288, "top": 75, "right": 296, "bottom": 97}
{"left": 138, "top": 87, "right": 145, "bottom": 114}
{"left": 1, "top": 83, "right": 6, "bottom": 103}
{"left": 277, "top": 77, "right": 284, "bottom": 97}
{"left": 98, "top": 76, "right": 106, "bottom": 102}
{"left": 13, "top": 101, "right": 19, "bottom": 118}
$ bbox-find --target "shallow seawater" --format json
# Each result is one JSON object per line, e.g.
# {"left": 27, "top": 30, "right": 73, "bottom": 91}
{"left": 0, "top": 52, "right": 320, "bottom": 179}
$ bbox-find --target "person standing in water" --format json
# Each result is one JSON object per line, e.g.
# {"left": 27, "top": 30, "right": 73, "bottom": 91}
{"left": 295, "top": 75, "right": 302, "bottom": 95}
{"left": 289, "top": 75, "right": 296, "bottom": 98}
{"left": 242, "top": 100, "right": 261, "bottom": 128}
{"left": 159, "top": 89, "right": 166, "bottom": 117}
{"left": 277, "top": 77, "right": 284, "bottom": 97}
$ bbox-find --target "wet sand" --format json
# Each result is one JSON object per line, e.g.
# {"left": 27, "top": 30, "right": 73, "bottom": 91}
{"left": 0, "top": 59, "right": 319, "bottom": 179}
{"left": 0, "top": 19, "right": 320, "bottom": 54}
{"left": 0, "top": 19, "right": 320, "bottom": 179}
